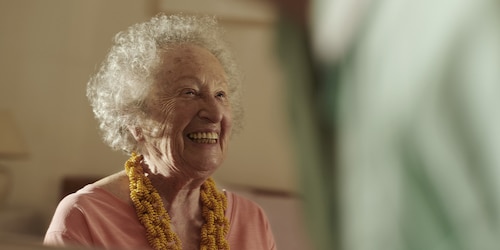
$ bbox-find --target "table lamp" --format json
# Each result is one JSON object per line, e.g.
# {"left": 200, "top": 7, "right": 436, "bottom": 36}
{"left": 0, "top": 110, "right": 28, "bottom": 206}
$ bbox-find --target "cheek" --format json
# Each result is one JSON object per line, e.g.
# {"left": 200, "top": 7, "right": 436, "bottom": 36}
{"left": 220, "top": 115, "right": 233, "bottom": 150}
{"left": 223, "top": 110, "right": 233, "bottom": 134}
{"left": 155, "top": 100, "right": 197, "bottom": 144}
{"left": 157, "top": 97, "right": 177, "bottom": 118}
{"left": 146, "top": 98, "right": 178, "bottom": 137}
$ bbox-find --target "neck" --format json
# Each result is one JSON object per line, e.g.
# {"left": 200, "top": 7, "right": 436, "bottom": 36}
{"left": 142, "top": 152, "right": 214, "bottom": 187}
{"left": 124, "top": 153, "right": 229, "bottom": 250}
{"left": 148, "top": 174, "right": 204, "bottom": 215}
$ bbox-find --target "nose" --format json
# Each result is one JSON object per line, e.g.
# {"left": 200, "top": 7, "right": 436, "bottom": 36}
{"left": 198, "top": 97, "right": 224, "bottom": 123}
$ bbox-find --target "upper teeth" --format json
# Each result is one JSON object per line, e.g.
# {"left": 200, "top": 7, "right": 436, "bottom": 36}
{"left": 187, "top": 132, "right": 219, "bottom": 140}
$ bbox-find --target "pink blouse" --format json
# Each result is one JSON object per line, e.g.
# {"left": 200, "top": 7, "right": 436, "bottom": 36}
{"left": 44, "top": 184, "right": 277, "bottom": 250}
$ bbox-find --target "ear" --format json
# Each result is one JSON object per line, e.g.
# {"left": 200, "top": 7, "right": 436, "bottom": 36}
{"left": 128, "top": 126, "right": 144, "bottom": 142}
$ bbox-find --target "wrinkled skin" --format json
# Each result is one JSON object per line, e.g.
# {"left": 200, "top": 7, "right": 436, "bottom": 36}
{"left": 134, "top": 43, "right": 233, "bottom": 181}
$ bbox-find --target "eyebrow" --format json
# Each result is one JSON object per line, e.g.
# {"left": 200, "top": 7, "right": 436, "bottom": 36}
{"left": 174, "top": 75, "right": 228, "bottom": 88}
{"left": 174, "top": 76, "right": 201, "bottom": 85}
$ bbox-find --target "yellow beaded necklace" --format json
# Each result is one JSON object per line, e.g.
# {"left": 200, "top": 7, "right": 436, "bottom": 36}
{"left": 124, "top": 153, "right": 230, "bottom": 250}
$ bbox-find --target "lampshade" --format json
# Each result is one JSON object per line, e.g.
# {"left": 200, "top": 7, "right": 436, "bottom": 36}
{"left": 0, "top": 110, "right": 28, "bottom": 159}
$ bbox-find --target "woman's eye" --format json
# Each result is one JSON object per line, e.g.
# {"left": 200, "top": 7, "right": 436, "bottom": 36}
{"left": 216, "top": 91, "right": 226, "bottom": 98}
{"left": 183, "top": 89, "right": 196, "bottom": 96}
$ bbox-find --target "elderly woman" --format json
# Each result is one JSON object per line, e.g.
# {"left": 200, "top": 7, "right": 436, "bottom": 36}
{"left": 44, "top": 14, "right": 276, "bottom": 250}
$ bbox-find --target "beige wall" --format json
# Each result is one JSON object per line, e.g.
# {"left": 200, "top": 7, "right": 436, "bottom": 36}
{"left": 0, "top": 0, "right": 297, "bottom": 227}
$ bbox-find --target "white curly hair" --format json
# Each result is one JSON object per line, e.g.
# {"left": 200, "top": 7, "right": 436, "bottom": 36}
{"left": 87, "top": 13, "right": 243, "bottom": 153}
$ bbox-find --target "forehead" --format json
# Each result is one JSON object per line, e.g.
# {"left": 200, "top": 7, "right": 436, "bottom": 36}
{"left": 156, "top": 44, "right": 227, "bottom": 87}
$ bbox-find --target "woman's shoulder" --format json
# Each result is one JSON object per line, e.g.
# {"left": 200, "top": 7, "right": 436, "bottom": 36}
{"left": 46, "top": 173, "right": 140, "bottom": 248}
{"left": 224, "top": 190, "right": 277, "bottom": 249}
{"left": 50, "top": 172, "right": 134, "bottom": 230}
{"left": 224, "top": 190, "right": 269, "bottom": 222}
{"left": 56, "top": 171, "right": 130, "bottom": 211}
{"left": 92, "top": 171, "right": 131, "bottom": 203}
{"left": 225, "top": 191, "right": 260, "bottom": 208}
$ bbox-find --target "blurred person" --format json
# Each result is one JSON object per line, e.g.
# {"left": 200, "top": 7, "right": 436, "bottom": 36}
{"left": 273, "top": 0, "right": 500, "bottom": 249}
{"left": 44, "top": 13, "right": 276, "bottom": 250}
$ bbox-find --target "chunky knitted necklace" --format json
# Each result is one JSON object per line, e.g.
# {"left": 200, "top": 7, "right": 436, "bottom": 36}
{"left": 124, "top": 153, "right": 230, "bottom": 250}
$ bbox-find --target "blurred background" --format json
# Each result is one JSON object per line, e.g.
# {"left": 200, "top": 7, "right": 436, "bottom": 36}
{"left": 3, "top": 0, "right": 500, "bottom": 250}
{"left": 0, "top": 0, "right": 312, "bottom": 249}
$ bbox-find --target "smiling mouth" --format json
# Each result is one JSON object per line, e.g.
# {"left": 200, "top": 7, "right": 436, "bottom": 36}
{"left": 187, "top": 132, "right": 219, "bottom": 144}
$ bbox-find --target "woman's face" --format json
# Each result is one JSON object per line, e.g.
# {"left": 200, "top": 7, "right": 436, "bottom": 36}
{"left": 141, "top": 44, "right": 233, "bottom": 176}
